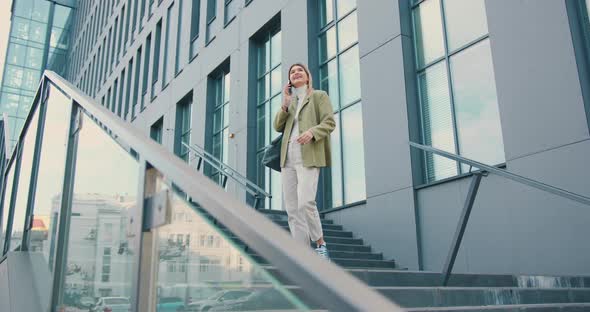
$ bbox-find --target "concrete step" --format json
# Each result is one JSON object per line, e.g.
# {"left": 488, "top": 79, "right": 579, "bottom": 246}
{"left": 265, "top": 214, "right": 335, "bottom": 225}
{"left": 273, "top": 219, "right": 344, "bottom": 231}
{"left": 276, "top": 225, "right": 353, "bottom": 238}
{"left": 371, "top": 287, "right": 590, "bottom": 308}
{"left": 249, "top": 250, "right": 383, "bottom": 261}
{"left": 406, "top": 302, "right": 590, "bottom": 311}
{"left": 346, "top": 270, "right": 590, "bottom": 288}
{"left": 249, "top": 253, "right": 395, "bottom": 269}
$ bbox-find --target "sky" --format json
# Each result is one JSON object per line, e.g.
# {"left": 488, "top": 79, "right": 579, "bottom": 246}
{"left": 0, "top": 0, "right": 13, "bottom": 87}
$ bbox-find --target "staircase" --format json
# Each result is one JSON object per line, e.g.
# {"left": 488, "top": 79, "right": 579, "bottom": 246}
{"left": 239, "top": 209, "right": 590, "bottom": 311}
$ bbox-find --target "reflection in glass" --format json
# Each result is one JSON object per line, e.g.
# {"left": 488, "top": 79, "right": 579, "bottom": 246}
{"left": 319, "top": 0, "right": 334, "bottom": 27}
{"left": 319, "top": 27, "right": 337, "bottom": 63}
{"left": 413, "top": 0, "right": 445, "bottom": 68}
{"left": 338, "top": 45, "right": 361, "bottom": 106}
{"left": 330, "top": 116, "right": 343, "bottom": 208}
{"left": 451, "top": 39, "right": 504, "bottom": 170}
{"left": 9, "top": 104, "right": 41, "bottom": 251}
{"left": 59, "top": 113, "right": 139, "bottom": 310}
{"left": 210, "top": 71, "right": 230, "bottom": 185}
{"left": 151, "top": 173, "right": 309, "bottom": 311}
{"left": 337, "top": 11, "right": 358, "bottom": 51}
{"left": 443, "top": 0, "right": 488, "bottom": 52}
{"left": 418, "top": 62, "right": 458, "bottom": 182}
{"left": 341, "top": 104, "right": 366, "bottom": 204}
{"left": 336, "top": 0, "right": 356, "bottom": 19}
{"left": 319, "top": 60, "right": 339, "bottom": 111}
{"left": 29, "top": 86, "right": 72, "bottom": 285}
{"left": 255, "top": 29, "right": 282, "bottom": 210}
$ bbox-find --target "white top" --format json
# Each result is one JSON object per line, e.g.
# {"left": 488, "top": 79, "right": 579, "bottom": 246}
{"left": 289, "top": 85, "right": 308, "bottom": 143}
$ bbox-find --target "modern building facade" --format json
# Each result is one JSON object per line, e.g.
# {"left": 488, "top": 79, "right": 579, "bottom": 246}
{"left": 2, "top": 0, "right": 590, "bottom": 308}
{"left": 63, "top": 0, "right": 590, "bottom": 273}
{"left": 0, "top": 0, "right": 76, "bottom": 151}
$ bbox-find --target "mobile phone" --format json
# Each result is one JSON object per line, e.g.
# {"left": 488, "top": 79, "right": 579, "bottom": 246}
{"left": 287, "top": 81, "right": 293, "bottom": 95}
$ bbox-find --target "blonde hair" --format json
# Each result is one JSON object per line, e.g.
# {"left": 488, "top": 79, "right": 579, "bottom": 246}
{"left": 288, "top": 63, "right": 314, "bottom": 95}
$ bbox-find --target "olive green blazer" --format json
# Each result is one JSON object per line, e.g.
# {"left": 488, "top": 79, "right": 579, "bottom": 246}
{"left": 273, "top": 90, "right": 336, "bottom": 168}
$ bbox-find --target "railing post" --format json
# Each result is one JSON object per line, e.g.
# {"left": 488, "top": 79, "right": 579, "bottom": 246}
{"left": 441, "top": 171, "right": 484, "bottom": 286}
{"left": 221, "top": 175, "right": 228, "bottom": 188}
{"left": 196, "top": 156, "right": 203, "bottom": 171}
{"left": 253, "top": 195, "right": 260, "bottom": 210}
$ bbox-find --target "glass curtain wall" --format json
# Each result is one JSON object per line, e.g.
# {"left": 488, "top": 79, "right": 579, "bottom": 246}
{"left": 0, "top": 0, "right": 73, "bottom": 152}
{"left": 317, "top": 0, "right": 366, "bottom": 208}
{"left": 412, "top": 0, "right": 505, "bottom": 183}
{"left": 208, "top": 70, "right": 230, "bottom": 186}
{"left": 254, "top": 27, "right": 282, "bottom": 210}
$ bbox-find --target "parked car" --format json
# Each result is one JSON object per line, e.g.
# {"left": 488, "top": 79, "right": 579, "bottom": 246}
{"left": 90, "top": 296, "right": 131, "bottom": 312}
{"left": 177, "top": 290, "right": 252, "bottom": 312}
{"left": 77, "top": 296, "right": 96, "bottom": 309}
{"left": 209, "top": 288, "right": 294, "bottom": 311}
{"left": 157, "top": 296, "right": 185, "bottom": 312}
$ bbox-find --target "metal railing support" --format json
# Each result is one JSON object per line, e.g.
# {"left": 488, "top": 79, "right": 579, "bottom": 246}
{"left": 441, "top": 171, "right": 484, "bottom": 286}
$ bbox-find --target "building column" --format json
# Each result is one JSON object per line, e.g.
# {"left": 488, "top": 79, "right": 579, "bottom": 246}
{"left": 326, "top": 0, "right": 421, "bottom": 270}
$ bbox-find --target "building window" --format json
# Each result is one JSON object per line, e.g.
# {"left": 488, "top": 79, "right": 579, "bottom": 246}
{"left": 224, "top": 0, "right": 238, "bottom": 25}
{"left": 107, "top": 87, "right": 112, "bottom": 110}
{"left": 206, "top": 0, "right": 217, "bottom": 43}
{"left": 101, "top": 247, "right": 112, "bottom": 282}
{"left": 125, "top": 0, "right": 132, "bottom": 48}
{"left": 132, "top": 47, "right": 142, "bottom": 118}
{"left": 117, "top": 12, "right": 124, "bottom": 63}
{"left": 140, "top": 0, "right": 147, "bottom": 28}
{"left": 175, "top": 0, "right": 184, "bottom": 74}
{"left": 142, "top": 35, "right": 152, "bottom": 109}
{"left": 162, "top": 3, "right": 175, "bottom": 87}
{"left": 207, "top": 67, "right": 230, "bottom": 185}
{"left": 149, "top": 0, "right": 155, "bottom": 17}
{"left": 105, "top": 28, "right": 112, "bottom": 79}
{"left": 132, "top": 0, "right": 139, "bottom": 37}
{"left": 117, "top": 6, "right": 129, "bottom": 58}
{"left": 118, "top": 69, "right": 126, "bottom": 117}
{"left": 317, "top": 0, "right": 365, "bottom": 207}
{"left": 151, "top": 117, "right": 164, "bottom": 144}
{"left": 152, "top": 19, "right": 162, "bottom": 99}
{"left": 175, "top": 93, "right": 193, "bottom": 162}
{"left": 111, "top": 18, "right": 118, "bottom": 71}
{"left": 412, "top": 0, "right": 504, "bottom": 183}
{"left": 252, "top": 25, "right": 281, "bottom": 210}
{"left": 112, "top": 78, "right": 118, "bottom": 113}
{"left": 124, "top": 59, "right": 133, "bottom": 119}
{"left": 190, "top": 0, "right": 201, "bottom": 59}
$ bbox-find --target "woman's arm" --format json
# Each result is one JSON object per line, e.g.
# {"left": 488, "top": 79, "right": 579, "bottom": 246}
{"left": 309, "top": 91, "right": 336, "bottom": 141}
{"left": 273, "top": 109, "right": 289, "bottom": 132}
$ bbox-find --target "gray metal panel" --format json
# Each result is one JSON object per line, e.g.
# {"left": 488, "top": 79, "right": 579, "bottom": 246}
{"left": 5, "top": 252, "right": 49, "bottom": 312}
{"left": 0, "top": 258, "right": 10, "bottom": 312}
{"left": 485, "top": 0, "right": 590, "bottom": 161}
{"left": 329, "top": 188, "right": 420, "bottom": 270}
{"left": 357, "top": 0, "right": 402, "bottom": 57}
{"left": 359, "top": 37, "right": 415, "bottom": 197}
{"left": 417, "top": 169, "right": 590, "bottom": 276}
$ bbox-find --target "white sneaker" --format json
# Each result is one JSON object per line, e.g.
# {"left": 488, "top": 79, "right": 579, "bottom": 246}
{"left": 315, "top": 244, "right": 330, "bottom": 261}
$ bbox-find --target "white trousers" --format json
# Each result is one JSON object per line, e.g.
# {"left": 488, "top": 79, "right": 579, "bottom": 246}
{"left": 281, "top": 140, "right": 323, "bottom": 246}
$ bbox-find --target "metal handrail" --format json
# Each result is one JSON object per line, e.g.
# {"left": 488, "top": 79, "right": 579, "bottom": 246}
{"left": 182, "top": 142, "right": 271, "bottom": 209}
{"left": 410, "top": 142, "right": 590, "bottom": 206}
{"left": 410, "top": 141, "right": 590, "bottom": 286}
{"left": 42, "top": 71, "right": 402, "bottom": 311}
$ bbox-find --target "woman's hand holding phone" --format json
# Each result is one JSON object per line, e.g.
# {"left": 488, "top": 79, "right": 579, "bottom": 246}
{"left": 281, "top": 82, "right": 292, "bottom": 112}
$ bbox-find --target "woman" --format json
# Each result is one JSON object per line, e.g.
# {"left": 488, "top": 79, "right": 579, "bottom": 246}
{"left": 273, "top": 63, "right": 336, "bottom": 260}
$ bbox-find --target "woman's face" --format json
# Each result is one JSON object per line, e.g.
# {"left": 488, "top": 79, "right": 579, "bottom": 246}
{"left": 289, "top": 65, "right": 308, "bottom": 88}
